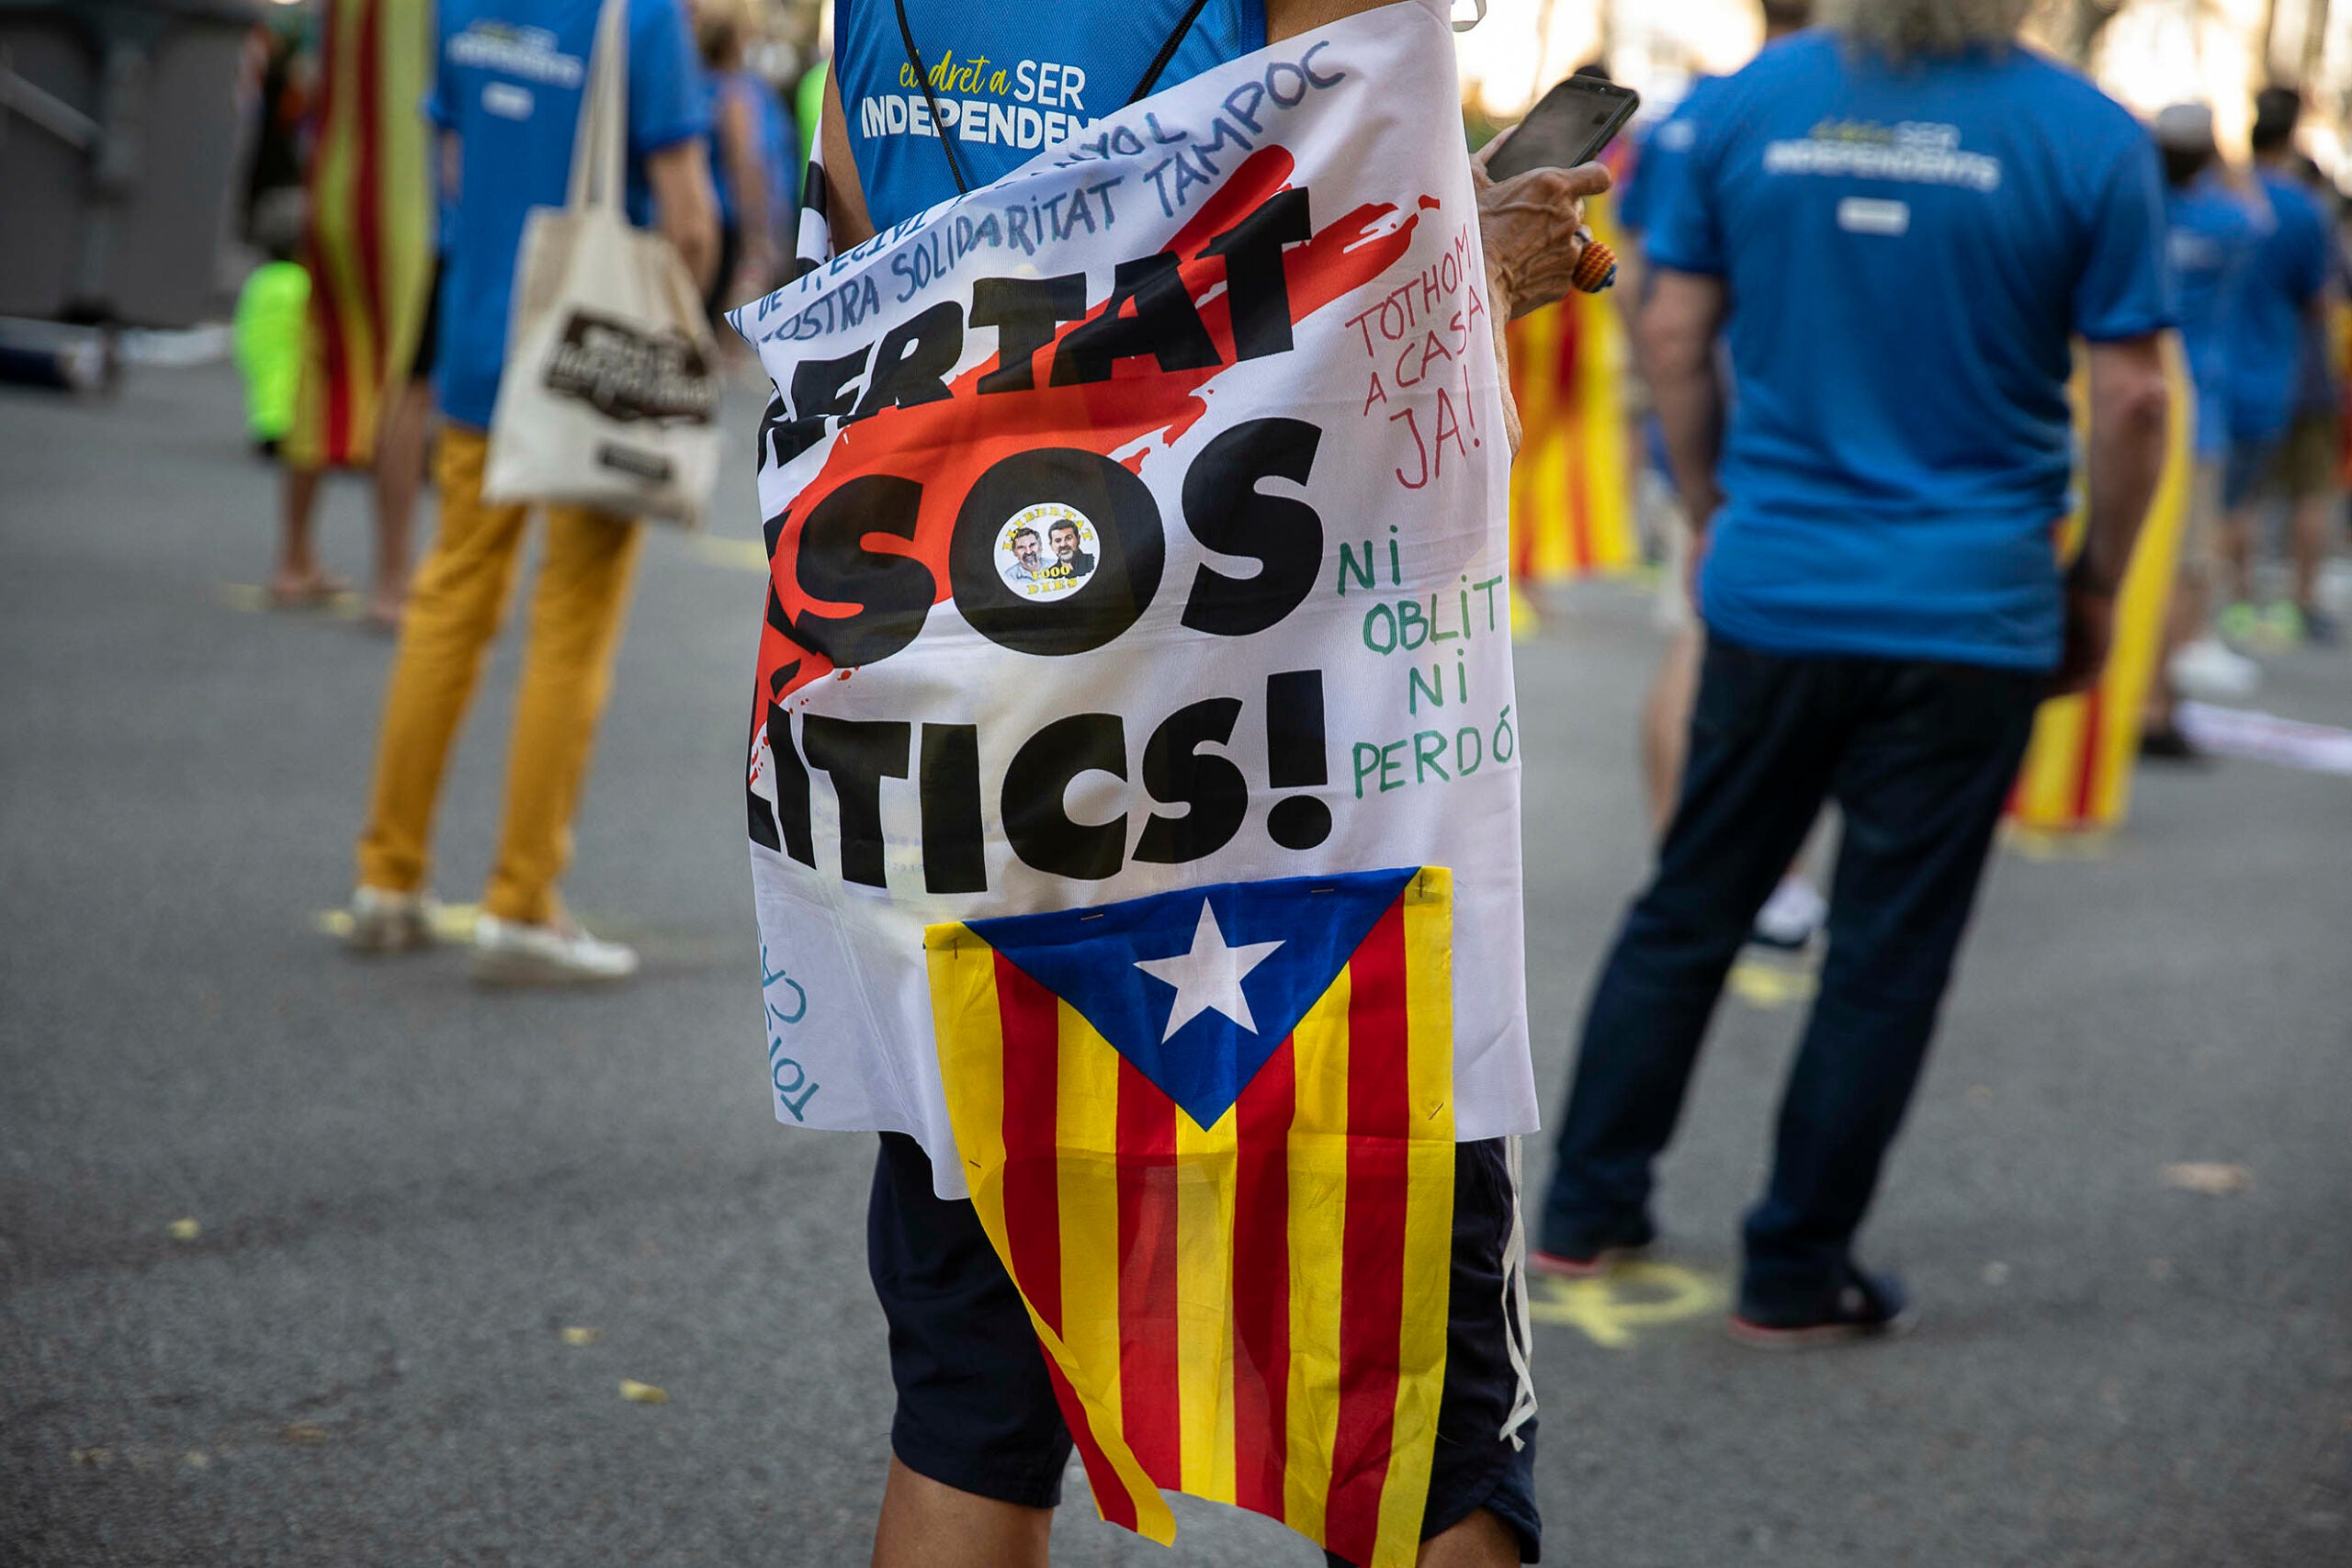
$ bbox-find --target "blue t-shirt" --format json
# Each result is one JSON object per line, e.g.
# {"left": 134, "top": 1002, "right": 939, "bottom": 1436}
{"left": 429, "top": 0, "right": 709, "bottom": 429}
{"left": 1645, "top": 32, "right": 2173, "bottom": 670}
{"left": 2225, "top": 167, "right": 2329, "bottom": 443}
{"left": 1615, "top": 73, "right": 1723, "bottom": 239}
{"left": 2164, "top": 176, "right": 2261, "bottom": 457}
{"left": 707, "top": 69, "right": 799, "bottom": 235}
{"left": 835, "top": 0, "right": 1266, "bottom": 230}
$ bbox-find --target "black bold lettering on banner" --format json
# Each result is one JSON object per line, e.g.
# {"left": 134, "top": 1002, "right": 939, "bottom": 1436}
{"left": 1200, "top": 187, "right": 1310, "bottom": 361}
{"left": 972, "top": 274, "right": 1088, "bottom": 393}
{"left": 1262, "top": 669, "right": 1332, "bottom": 850}
{"left": 1134, "top": 697, "right": 1249, "bottom": 865}
{"left": 775, "top": 347, "right": 870, "bottom": 465}
{"left": 919, "top": 723, "right": 988, "bottom": 894}
{"left": 1003, "top": 714, "right": 1127, "bottom": 880}
{"left": 1179, "top": 418, "right": 1323, "bottom": 637}
{"left": 789, "top": 475, "right": 936, "bottom": 668}
{"left": 747, "top": 765, "right": 781, "bottom": 852}
{"left": 756, "top": 390, "right": 793, "bottom": 470}
{"left": 951, "top": 448, "right": 1165, "bottom": 655}
{"left": 763, "top": 702, "right": 817, "bottom": 867}
{"left": 853, "top": 300, "right": 965, "bottom": 419}
{"left": 801, "top": 716, "right": 911, "bottom": 887}
{"left": 1050, "top": 254, "right": 1219, "bottom": 384}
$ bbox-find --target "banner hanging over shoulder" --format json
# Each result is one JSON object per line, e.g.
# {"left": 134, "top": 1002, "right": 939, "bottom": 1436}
{"left": 733, "top": 0, "right": 1532, "bottom": 1202}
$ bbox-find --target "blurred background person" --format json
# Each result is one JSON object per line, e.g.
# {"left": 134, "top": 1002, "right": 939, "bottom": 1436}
{"left": 263, "top": 0, "right": 437, "bottom": 627}
{"left": 2144, "top": 101, "right": 2263, "bottom": 756}
{"left": 2219, "top": 85, "right": 2341, "bottom": 649}
{"left": 1611, "top": 0, "right": 1824, "bottom": 950}
{"left": 345, "top": 0, "right": 717, "bottom": 980}
{"left": 694, "top": 0, "right": 793, "bottom": 321}
{"left": 1534, "top": 0, "right": 2174, "bottom": 1341}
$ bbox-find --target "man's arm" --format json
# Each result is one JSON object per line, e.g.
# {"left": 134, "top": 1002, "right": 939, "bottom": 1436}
{"left": 1638, "top": 269, "right": 1728, "bottom": 561}
{"left": 820, "top": 66, "right": 877, "bottom": 251}
{"left": 2054, "top": 333, "right": 2171, "bottom": 692}
{"left": 718, "top": 90, "right": 777, "bottom": 301}
{"left": 646, "top": 138, "right": 721, "bottom": 294}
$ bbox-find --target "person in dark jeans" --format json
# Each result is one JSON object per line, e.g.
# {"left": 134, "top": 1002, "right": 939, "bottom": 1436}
{"left": 1533, "top": 0, "right": 2178, "bottom": 1342}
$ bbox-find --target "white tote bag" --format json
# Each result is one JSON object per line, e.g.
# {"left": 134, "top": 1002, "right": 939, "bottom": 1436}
{"left": 482, "top": 0, "right": 719, "bottom": 525}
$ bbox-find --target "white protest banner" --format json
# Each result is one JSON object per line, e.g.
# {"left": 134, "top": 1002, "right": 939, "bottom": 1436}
{"left": 733, "top": 0, "right": 1532, "bottom": 1201}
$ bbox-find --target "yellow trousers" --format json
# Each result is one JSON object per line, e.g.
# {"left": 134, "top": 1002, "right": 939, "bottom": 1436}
{"left": 355, "top": 426, "right": 643, "bottom": 924}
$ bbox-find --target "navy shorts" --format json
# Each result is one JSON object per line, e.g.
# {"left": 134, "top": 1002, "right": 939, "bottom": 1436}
{"left": 868, "top": 1130, "right": 1541, "bottom": 1563}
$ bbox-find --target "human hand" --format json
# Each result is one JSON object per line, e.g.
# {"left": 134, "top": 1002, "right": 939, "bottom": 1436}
{"left": 1471, "top": 150, "right": 1613, "bottom": 322}
{"left": 2049, "top": 581, "right": 2118, "bottom": 696}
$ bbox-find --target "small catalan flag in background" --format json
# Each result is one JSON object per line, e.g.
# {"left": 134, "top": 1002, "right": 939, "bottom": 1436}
{"left": 925, "top": 867, "right": 1458, "bottom": 1568}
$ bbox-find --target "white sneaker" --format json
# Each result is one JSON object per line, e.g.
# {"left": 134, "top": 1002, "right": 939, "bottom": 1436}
{"left": 1752, "top": 875, "right": 1827, "bottom": 950}
{"left": 470, "top": 912, "right": 639, "bottom": 985}
{"left": 2170, "top": 637, "right": 2261, "bottom": 701}
{"left": 346, "top": 886, "right": 439, "bottom": 953}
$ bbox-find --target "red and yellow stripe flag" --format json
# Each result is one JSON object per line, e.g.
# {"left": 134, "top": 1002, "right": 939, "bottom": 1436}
{"left": 2010, "top": 333, "right": 2194, "bottom": 830}
{"left": 287, "top": 0, "right": 435, "bottom": 470}
{"left": 924, "top": 868, "right": 1457, "bottom": 1568}
{"left": 1507, "top": 193, "right": 1637, "bottom": 585}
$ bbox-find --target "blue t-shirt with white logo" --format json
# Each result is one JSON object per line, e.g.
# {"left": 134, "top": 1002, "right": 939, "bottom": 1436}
{"left": 834, "top": 0, "right": 1265, "bottom": 231}
{"left": 1645, "top": 32, "right": 2174, "bottom": 670}
{"left": 2225, "top": 167, "right": 2329, "bottom": 443}
{"left": 2164, "top": 177, "right": 2260, "bottom": 457}
{"left": 429, "top": 0, "right": 708, "bottom": 430}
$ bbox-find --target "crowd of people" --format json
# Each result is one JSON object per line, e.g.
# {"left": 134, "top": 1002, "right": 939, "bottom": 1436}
{"left": 2143, "top": 85, "right": 2346, "bottom": 756}
{"left": 199, "top": 0, "right": 2339, "bottom": 1562}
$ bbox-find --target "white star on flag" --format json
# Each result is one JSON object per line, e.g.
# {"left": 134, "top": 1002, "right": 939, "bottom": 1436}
{"left": 1133, "top": 900, "right": 1284, "bottom": 1043}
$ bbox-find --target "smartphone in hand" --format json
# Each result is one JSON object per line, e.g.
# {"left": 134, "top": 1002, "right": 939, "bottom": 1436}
{"left": 1484, "top": 74, "right": 1641, "bottom": 181}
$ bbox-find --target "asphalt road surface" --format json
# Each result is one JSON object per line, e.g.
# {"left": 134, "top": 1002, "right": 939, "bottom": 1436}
{"left": 4, "top": 364, "right": 2348, "bottom": 1566}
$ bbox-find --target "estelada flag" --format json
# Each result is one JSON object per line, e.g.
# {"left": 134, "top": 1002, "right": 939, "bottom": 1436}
{"left": 286, "top": 0, "right": 435, "bottom": 470}
{"left": 925, "top": 866, "right": 1457, "bottom": 1568}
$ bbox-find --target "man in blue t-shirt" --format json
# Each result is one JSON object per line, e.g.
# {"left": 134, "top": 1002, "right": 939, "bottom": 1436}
{"left": 345, "top": 0, "right": 717, "bottom": 982}
{"left": 2147, "top": 101, "right": 2263, "bottom": 746}
{"left": 2222, "top": 86, "right": 2341, "bottom": 646}
{"left": 808, "top": 4, "right": 1609, "bottom": 1565}
{"left": 1535, "top": 0, "right": 2174, "bottom": 1344}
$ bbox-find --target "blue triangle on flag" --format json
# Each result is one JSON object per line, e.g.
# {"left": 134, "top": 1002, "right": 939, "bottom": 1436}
{"left": 967, "top": 868, "right": 1419, "bottom": 1130}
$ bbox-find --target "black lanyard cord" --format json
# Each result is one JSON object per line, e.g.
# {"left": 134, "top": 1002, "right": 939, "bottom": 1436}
{"left": 891, "top": 0, "right": 971, "bottom": 194}
{"left": 1128, "top": 0, "right": 1215, "bottom": 106}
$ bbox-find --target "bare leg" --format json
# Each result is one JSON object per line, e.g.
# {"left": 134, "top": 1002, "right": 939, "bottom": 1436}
{"left": 269, "top": 462, "right": 345, "bottom": 603}
{"left": 1642, "top": 623, "right": 1702, "bottom": 839}
{"left": 1417, "top": 1507, "right": 1521, "bottom": 1567}
{"left": 368, "top": 378, "right": 433, "bottom": 628}
{"left": 2289, "top": 492, "right": 2333, "bottom": 614}
{"left": 871, "top": 1458, "right": 1051, "bottom": 1568}
{"left": 2216, "top": 502, "right": 2256, "bottom": 610}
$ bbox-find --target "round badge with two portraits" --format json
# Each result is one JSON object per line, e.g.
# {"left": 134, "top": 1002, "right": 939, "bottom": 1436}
{"left": 995, "top": 502, "right": 1101, "bottom": 602}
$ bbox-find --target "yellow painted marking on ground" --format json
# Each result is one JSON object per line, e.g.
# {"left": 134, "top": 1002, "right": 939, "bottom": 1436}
{"left": 281, "top": 1422, "right": 329, "bottom": 1444}
{"left": 687, "top": 535, "right": 768, "bottom": 573}
{"left": 1727, "top": 954, "right": 1817, "bottom": 1010}
{"left": 2002, "top": 824, "right": 2114, "bottom": 862}
{"left": 215, "top": 582, "right": 366, "bottom": 618}
{"left": 560, "top": 1325, "right": 602, "bottom": 1347}
{"left": 164, "top": 1217, "right": 201, "bottom": 1241}
{"left": 312, "top": 903, "right": 480, "bottom": 942}
{"left": 183, "top": 1450, "right": 210, "bottom": 1470}
{"left": 2162, "top": 1162, "right": 2252, "bottom": 1195}
{"left": 618, "top": 1380, "right": 669, "bottom": 1404}
{"left": 1528, "top": 1262, "right": 1727, "bottom": 1349}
